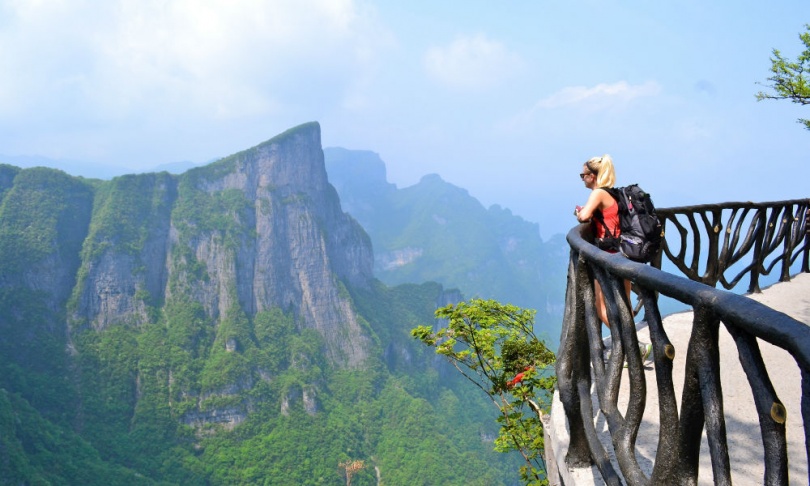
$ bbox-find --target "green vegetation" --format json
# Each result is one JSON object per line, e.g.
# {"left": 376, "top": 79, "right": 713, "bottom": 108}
{"left": 413, "top": 299, "right": 557, "bottom": 485}
{"left": 83, "top": 172, "right": 175, "bottom": 258}
{"left": 0, "top": 161, "right": 531, "bottom": 484}
{"left": 0, "top": 163, "right": 21, "bottom": 201}
{"left": 757, "top": 24, "right": 810, "bottom": 130}
{"left": 0, "top": 167, "right": 93, "bottom": 274}
{"left": 69, "top": 172, "right": 175, "bottom": 316}
{"left": 0, "top": 167, "right": 93, "bottom": 425}
{"left": 173, "top": 178, "right": 252, "bottom": 244}
{"left": 0, "top": 388, "right": 150, "bottom": 485}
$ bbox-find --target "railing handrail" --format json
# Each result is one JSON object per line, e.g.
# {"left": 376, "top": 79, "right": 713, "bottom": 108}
{"left": 656, "top": 198, "right": 809, "bottom": 214}
{"left": 555, "top": 214, "right": 810, "bottom": 485}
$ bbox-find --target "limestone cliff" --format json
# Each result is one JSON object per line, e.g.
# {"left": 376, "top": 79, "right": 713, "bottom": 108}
{"left": 0, "top": 126, "right": 524, "bottom": 484}
{"left": 70, "top": 122, "right": 373, "bottom": 369}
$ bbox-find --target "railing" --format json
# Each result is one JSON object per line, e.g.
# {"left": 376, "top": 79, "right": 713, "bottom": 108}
{"left": 555, "top": 198, "right": 810, "bottom": 485}
{"left": 654, "top": 199, "right": 809, "bottom": 292}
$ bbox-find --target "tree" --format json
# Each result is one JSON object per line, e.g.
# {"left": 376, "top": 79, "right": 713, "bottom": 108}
{"left": 338, "top": 459, "right": 365, "bottom": 486}
{"left": 756, "top": 24, "right": 810, "bottom": 130}
{"left": 411, "top": 299, "right": 556, "bottom": 485}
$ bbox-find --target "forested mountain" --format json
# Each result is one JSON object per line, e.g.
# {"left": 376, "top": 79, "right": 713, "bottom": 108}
{"left": 325, "top": 147, "right": 568, "bottom": 346}
{"left": 0, "top": 123, "right": 522, "bottom": 484}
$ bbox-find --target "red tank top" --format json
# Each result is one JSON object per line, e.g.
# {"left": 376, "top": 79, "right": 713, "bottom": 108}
{"left": 594, "top": 201, "right": 620, "bottom": 239}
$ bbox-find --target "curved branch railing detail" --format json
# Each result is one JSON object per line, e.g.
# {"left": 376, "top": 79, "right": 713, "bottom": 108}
{"left": 655, "top": 199, "right": 809, "bottom": 293}
{"left": 556, "top": 217, "right": 810, "bottom": 485}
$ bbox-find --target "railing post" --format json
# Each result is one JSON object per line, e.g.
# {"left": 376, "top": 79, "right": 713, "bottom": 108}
{"left": 749, "top": 209, "right": 766, "bottom": 294}
{"left": 556, "top": 250, "right": 592, "bottom": 468}
{"left": 651, "top": 218, "right": 664, "bottom": 273}
{"left": 780, "top": 206, "right": 795, "bottom": 283}
{"left": 802, "top": 367, "right": 810, "bottom": 485}
{"left": 705, "top": 209, "right": 722, "bottom": 286}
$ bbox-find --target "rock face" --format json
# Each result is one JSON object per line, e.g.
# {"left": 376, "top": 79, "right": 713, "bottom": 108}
{"left": 0, "top": 123, "right": 377, "bottom": 427}
{"left": 0, "top": 167, "right": 95, "bottom": 389}
{"left": 71, "top": 122, "right": 373, "bottom": 369}
{"left": 0, "top": 126, "right": 524, "bottom": 485}
{"left": 73, "top": 172, "right": 176, "bottom": 331}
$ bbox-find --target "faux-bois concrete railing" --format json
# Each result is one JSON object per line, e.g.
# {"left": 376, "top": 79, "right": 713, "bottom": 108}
{"left": 654, "top": 199, "right": 809, "bottom": 292}
{"left": 555, "top": 198, "right": 809, "bottom": 485}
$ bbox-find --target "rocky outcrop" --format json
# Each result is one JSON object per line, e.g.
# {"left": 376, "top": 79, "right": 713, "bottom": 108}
{"left": 281, "top": 385, "right": 319, "bottom": 417}
{"left": 0, "top": 122, "right": 377, "bottom": 426}
{"left": 72, "top": 172, "right": 176, "bottom": 330}
{"left": 70, "top": 122, "right": 373, "bottom": 369}
{"left": 0, "top": 169, "right": 94, "bottom": 357}
{"left": 181, "top": 406, "right": 246, "bottom": 430}
{"left": 376, "top": 247, "right": 423, "bottom": 271}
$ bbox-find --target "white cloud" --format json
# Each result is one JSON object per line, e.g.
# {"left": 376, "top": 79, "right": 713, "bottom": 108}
{"left": 534, "top": 80, "right": 662, "bottom": 111}
{"left": 424, "top": 34, "right": 523, "bottom": 91}
{"left": 497, "top": 80, "right": 663, "bottom": 136}
{"left": 0, "top": 0, "right": 391, "bottom": 124}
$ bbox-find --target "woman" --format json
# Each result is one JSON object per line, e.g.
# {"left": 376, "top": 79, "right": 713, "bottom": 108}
{"left": 575, "top": 155, "right": 651, "bottom": 361}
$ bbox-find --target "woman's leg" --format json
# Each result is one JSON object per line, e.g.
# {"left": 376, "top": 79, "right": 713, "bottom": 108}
{"left": 624, "top": 279, "right": 632, "bottom": 310}
{"left": 594, "top": 279, "right": 609, "bottom": 327}
{"left": 594, "top": 279, "right": 633, "bottom": 328}
{"left": 596, "top": 278, "right": 651, "bottom": 362}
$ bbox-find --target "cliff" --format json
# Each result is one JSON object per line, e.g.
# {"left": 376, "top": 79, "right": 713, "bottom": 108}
{"left": 0, "top": 123, "right": 377, "bottom": 433}
{"left": 71, "top": 122, "right": 373, "bottom": 367}
{"left": 0, "top": 123, "right": 524, "bottom": 484}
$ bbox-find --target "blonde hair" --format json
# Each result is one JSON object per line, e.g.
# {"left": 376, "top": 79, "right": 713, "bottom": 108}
{"left": 585, "top": 154, "right": 616, "bottom": 188}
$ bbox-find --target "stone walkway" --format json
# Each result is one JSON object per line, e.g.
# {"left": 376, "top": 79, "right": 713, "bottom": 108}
{"left": 546, "top": 272, "right": 810, "bottom": 485}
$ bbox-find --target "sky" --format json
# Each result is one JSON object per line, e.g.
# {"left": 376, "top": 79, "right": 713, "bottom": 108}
{"left": 1, "top": 0, "right": 808, "bottom": 239}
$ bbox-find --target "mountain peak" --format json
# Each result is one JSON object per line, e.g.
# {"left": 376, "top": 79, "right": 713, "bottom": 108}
{"left": 66, "top": 122, "right": 373, "bottom": 370}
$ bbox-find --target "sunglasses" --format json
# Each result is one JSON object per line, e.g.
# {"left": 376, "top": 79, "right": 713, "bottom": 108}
{"left": 579, "top": 172, "right": 592, "bottom": 180}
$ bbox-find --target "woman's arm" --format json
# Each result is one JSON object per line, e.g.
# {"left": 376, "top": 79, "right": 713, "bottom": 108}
{"left": 576, "top": 189, "right": 606, "bottom": 222}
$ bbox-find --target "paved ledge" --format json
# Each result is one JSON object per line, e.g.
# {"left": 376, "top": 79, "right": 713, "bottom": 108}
{"left": 547, "top": 272, "right": 810, "bottom": 485}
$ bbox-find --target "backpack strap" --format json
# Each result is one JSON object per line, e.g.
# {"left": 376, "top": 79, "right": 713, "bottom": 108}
{"left": 592, "top": 188, "right": 619, "bottom": 238}
{"left": 591, "top": 210, "right": 617, "bottom": 239}
{"left": 601, "top": 187, "right": 621, "bottom": 206}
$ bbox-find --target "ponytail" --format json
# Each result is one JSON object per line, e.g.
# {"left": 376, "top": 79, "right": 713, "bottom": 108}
{"left": 586, "top": 154, "right": 616, "bottom": 188}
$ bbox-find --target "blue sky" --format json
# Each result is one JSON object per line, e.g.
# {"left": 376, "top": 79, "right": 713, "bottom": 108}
{"left": 1, "top": 1, "right": 808, "bottom": 238}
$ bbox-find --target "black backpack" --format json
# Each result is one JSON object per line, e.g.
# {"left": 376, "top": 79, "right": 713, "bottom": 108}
{"left": 594, "top": 184, "right": 663, "bottom": 263}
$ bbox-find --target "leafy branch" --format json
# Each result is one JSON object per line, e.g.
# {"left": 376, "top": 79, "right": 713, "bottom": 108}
{"left": 756, "top": 24, "right": 810, "bottom": 129}
{"left": 412, "top": 299, "right": 556, "bottom": 485}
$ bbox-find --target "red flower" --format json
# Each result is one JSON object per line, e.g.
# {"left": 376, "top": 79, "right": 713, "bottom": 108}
{"left": 506, "top": 366, "right": 534, "bottom": 389}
